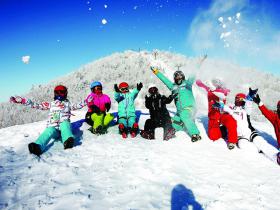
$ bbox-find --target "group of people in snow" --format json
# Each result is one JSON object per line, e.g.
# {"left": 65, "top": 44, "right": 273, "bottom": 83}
{"left": 10, "top": 65, "right": 280, "bottom": 165}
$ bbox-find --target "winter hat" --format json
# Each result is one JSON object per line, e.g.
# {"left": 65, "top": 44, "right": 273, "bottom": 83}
{"left": 90, "top": 81, "right": 102, "bottom": 89}
{"left": 148, "top": 84, "right": 158, "bottom": 95}
{"left": 54, "top": 85, "right": 68, "bottom": 101}
{"left": 119, "top": 82, "right": 129, "bottom": 89}
{"left": 235, "top": 93, "right": 246, "bottom": 106}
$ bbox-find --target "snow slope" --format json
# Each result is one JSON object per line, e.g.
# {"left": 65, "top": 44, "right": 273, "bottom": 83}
{"left": 0, "top": 110, "right": 280, "bottom": 210}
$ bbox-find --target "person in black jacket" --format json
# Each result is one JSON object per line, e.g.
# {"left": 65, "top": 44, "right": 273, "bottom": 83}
{"left": 140, "top": 85, "right": 176, "bottom": 140}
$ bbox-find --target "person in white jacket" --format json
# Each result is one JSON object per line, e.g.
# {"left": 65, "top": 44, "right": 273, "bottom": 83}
{"left": 218, "top": 88, "right": 279, "bottom": 163}
{"left": 10, "top": 85, "right": 86, "bottom": 156}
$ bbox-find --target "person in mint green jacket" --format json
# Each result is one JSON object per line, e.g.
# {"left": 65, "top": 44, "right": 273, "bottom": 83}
{"left": 114, "top": 82, "right": 143, "bottom": 138}
{"left": 150, "top": 67, "right": 201, "bottom": 142}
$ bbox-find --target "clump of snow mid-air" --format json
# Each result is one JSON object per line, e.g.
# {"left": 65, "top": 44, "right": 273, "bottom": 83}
{"left": 22, "top": 56, "right": 30, "bottom": 64}
{"left": 101, "top": 19, "right": 107, "bottom": 25}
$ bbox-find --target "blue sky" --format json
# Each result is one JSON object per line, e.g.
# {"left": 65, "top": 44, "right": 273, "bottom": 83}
{"left": 0, "top": 0, "right": 279, "bottom": 102}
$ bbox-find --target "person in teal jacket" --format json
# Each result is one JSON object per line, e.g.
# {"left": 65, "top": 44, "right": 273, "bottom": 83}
{"left": 114, "top": 82, "right": 143, "bottom": 138}
{"left": 150, "top": 67, "right": 201, "bottom": 142}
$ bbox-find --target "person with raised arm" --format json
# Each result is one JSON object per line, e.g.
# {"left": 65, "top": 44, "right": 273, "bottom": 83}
{"left": 10, "top": 85, "right": 85, "bottom": 156}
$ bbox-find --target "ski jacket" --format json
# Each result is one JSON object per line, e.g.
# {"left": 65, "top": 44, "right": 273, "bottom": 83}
{"left": 153, "top": 71, "right": 196, "bottom": 113}
{"left": 223, "top": 100, "right": 255, "bottom": 137}
{"left": 85, "top": 92, "right": 111, "bottom": 113}
{"left": 145, "top": 94, "right": 173, "bottom": 124}
{"left": 10, "top": 96, "right": 85, "bottom": 128}
{"left": 114, "top": 88, "right": 139, "bottom": 119}
{"left": 196, "top": 79, "right": 229, "bottom": 120}
{"left": 258, "top": 102, "right": 280, "bottom": 148}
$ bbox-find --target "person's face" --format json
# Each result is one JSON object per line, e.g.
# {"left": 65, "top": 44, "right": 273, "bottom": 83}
{"left": 148, "top": 87, "right": 158, "bottom": 95}
{"left": 174, "top": 75, "right": 183, "bottom": 85}
{"left": 92, "top": 86, "right": 102, "bottom": 94}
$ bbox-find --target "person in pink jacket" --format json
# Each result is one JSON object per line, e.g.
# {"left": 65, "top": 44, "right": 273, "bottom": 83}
{"left": 85, "top": 81, "right": 114, "bottom": 134}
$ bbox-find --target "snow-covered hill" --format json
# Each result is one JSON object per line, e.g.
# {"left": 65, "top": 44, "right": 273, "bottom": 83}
{"left": 1, "top": 50, "right": 280, "bottom": 129}
{"left": 0, "top": 110, "right": 280, "bottom": 210}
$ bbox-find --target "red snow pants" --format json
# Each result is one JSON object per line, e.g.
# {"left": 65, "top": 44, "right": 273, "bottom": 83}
{"left": 208, "top": 112, "right": 238, "bottom": 144}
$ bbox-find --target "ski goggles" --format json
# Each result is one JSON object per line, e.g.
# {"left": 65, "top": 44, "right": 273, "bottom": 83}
{"left": 235, "top": 97, "right": 246, "bottom": 102}
{"left": 54, "top": 89, "right": 67, "bottom": 96}
{"left": 94, "top": 86, "right": 102, "bottom": 90}
{"left": 119, "top": 87, "right": 129, "bottom": 92}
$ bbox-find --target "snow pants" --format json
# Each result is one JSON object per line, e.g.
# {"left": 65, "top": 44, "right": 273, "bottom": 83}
{"left": 91, "top": 112, "right": 114, "bottom": 130}
{"left": 171, "top": 109, "right": 200, "bottom": 136}
{"left": 208, "top": 113, "right": 238, "bottom": 144}
{"left": 239, "top": 134, "right": 279, "bottom": 163}
{"left": 119, "top": 116, "right": 136, "bottom": 128}
{"left": 144, "top": 118, "right": 174, "bottom": 138}
{"left": 35, "top": 121, "right": 74, "bottom": 151}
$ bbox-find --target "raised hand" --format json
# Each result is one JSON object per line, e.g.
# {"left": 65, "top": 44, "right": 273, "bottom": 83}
{"left": 114, "top": 84, "right": 120, "bottom": 93}
{"left": 137, "top": 82, "right": 143, "bottom": 91}
{"left": 247, "top": 87, "right": 258, "bottom": 100}
{"left": 253, "top": 94, "right": 261, "bottom": 105}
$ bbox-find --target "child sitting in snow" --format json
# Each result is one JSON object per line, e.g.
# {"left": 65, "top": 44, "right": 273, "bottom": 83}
{"left": 214, "top": 88, "right": 280, "bottom": 164}
{"left": 196, "top": 78, "right": 238, "bottom": 149}
{"left": 10, "top": 85, "right": 85, "bottom": 156}
{"left": 85, "top": 81, "right": 114, "bottom": 134}
{"left": 140, "top": 85, "right": 176, "bottom": 140}
{"left": 114, "top": 82, "right": 143, "bottom": 138}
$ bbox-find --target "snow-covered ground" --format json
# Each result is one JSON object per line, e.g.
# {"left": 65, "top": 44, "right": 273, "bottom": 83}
{"left": 0, "top": 110, "right": 280, "bottom": 210}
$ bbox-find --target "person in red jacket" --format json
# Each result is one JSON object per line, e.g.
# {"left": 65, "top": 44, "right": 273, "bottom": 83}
{"left": 253, "top": 94, "right": 280, "bottom": 147}
{"left": 253, "top": 94, "right": 280, "bottom": 165}
{"left": 196, "top": 79, "right": 238, "bottom": 150}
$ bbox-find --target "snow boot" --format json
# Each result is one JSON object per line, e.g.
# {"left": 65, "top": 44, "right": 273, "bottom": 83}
{"left": 64, "top": 137, "right": 74, "bottom": 149}
{"left": 191, "top": 134, "right": 201, "bottom": 142}
{"left": 227, "top": 143, "right": 236, "bottom": 150}
{"left": 140, "top": 130, "right": 155, "bottom": 140}
{"left": 164, "top": 128, "right": 176, "bottom": 141}
{"left": 119, "top": 124, "right": 127, "bottom": 139}
{"left": 92, "top": 125, "right": 104, "bottom": 135}
{"left": 130, "top": 123, "right": 139, "bottom": 138}
{"left": 28, "top": 143, "right": 42, "bottom": 156}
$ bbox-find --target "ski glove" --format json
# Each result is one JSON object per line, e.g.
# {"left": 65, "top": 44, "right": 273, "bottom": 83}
{"left": 137, "top": 82, "right": 143, "bottom": 91}
{"left": 91, "top": 105, "right": 101, "bottom": 113}
{"left": 105, "top": 103, "right": 111, "bottom": 112}
{"left": 253, "top": 94, "right": 261, "bottom": 105}
{"left": 246, "top": 87, "right": 258, "bottom": 101}
{"left": 10, "top": 96, "right": 24, "bottom": 104}
{"left": 150, "top": 66, "right": 160, "bottom": 74}
{"left": 168, "top": 93, "right": 178, "bottom": 100}
{"left": 114, "top": 84, "right": 120, "bottom": 93}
